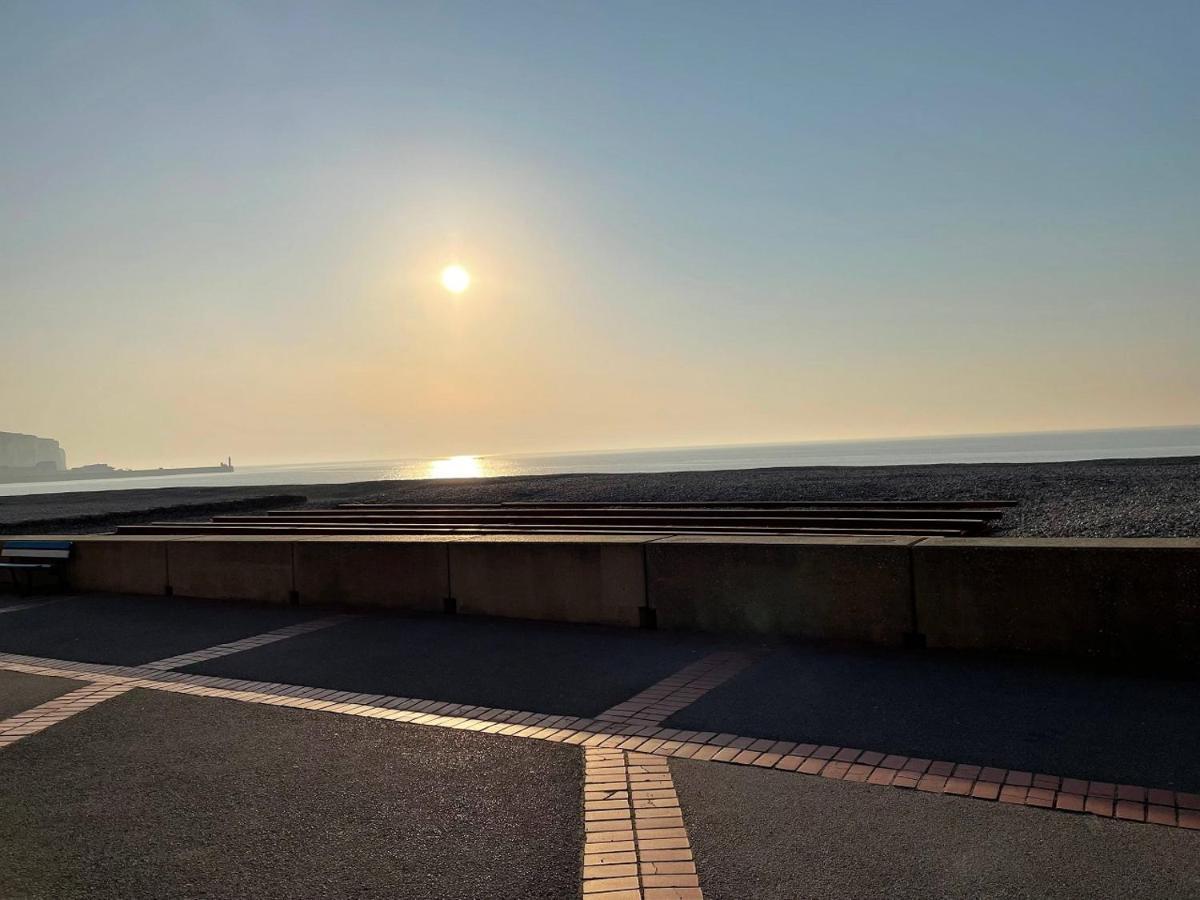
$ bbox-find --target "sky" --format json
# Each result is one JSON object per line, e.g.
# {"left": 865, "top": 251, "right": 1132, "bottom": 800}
{"left": 1, "top": 1, "right": 1197, "bottom": 468}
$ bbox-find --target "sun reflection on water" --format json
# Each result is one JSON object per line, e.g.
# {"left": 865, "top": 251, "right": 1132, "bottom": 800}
{"left": 427, "top": 455, "right": 485, "bottom": 479}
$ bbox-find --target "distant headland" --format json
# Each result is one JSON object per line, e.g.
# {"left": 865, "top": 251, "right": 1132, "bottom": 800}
{"left": 0, "top": 430, "right": 233, "bottom": 485}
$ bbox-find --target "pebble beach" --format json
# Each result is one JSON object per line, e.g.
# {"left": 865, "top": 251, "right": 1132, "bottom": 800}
{"left": 2, "top": 456, "right": 1198, "bottom": 538}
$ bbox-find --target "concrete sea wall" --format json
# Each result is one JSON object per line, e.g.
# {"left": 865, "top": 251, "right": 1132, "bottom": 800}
{"left": 6, "top": 533, "right": 1199, "bottom": 666}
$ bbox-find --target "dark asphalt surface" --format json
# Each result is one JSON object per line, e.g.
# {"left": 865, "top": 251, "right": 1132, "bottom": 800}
{"left": 0, "top": 670, "right": 86, "bottom": 720}
{"left": 0, "top": 594, "right": 319, "bottom": 666}
{"left": 0, "top": 688, "right": 581, "bottom": 900}
{"left": 667, "top": 644, "right": 1200, "bottom": 792}
{"left": 182, "top": 612, "right": 731, "bottom": 717}
{"left": 672, "top": 758, "right": 1200, "bottom": 900}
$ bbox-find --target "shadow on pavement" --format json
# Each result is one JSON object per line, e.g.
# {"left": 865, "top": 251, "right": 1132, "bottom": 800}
{"left": 672, "top": 757, "right": 1200, "bottom": 900}
{"left": 0, "top": 594, "right": 319, "bottom": 666}
{"left": 667, "top": 642, "right": 1200, "bottom": 792}
{"left": 182, "top": 611, "right": 740, "bottom": 717}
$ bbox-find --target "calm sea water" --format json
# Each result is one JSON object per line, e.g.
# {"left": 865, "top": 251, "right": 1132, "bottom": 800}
{"left": 2, "top": 425, "right": 1199, "bottom": 498}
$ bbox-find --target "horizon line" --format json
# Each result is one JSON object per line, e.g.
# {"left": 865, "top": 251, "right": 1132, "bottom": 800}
{"left": 236, "top": 422, "right": 1200, "bottom": 471}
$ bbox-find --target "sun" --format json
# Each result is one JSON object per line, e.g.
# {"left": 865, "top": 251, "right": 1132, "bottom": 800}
{"left": 440, "top": 264, "right": 471, "bottom": 294}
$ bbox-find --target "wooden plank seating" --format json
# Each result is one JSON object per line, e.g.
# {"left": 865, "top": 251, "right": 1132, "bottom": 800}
{"left": 340, "top": 500, "right": 1020, "bottom": 509}
{"left": 114, "top": 500, "right": 1013, "bottom": 538}
{"left": 117, "top": 523, "right": 967, "bottom": 537}
{"left": 251, "top": 507, "right": 1010, "bottom": 522}
{"left": 202, "top": 515, "right": 985, "bottom": 532}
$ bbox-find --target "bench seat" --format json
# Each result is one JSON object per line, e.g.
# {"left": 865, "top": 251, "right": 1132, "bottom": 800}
{"left": 1, "top": 540, "right": 73, "bottom": 593}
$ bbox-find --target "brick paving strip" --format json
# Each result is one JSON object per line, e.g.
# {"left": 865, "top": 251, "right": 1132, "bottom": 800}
{"left": 140, "top": 615, "right": 352, "bottom": 670}
{"left": 0, "top": 650, "right": 1196, "bottom": 832}
{"left": 583, "top": 748, "right": 703, "bottom": 899}
{"left": 595, "top": 652, "right": 759, "bottom": 727}
{"left": 0, "top": 681, "right": 135, "bottom": 749}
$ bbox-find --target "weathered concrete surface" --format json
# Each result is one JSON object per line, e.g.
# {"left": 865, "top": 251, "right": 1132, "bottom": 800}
{"left": 292, "top": 536, "right": 450, "bottom": 610}
{"left": 68, "top": 536, "right": 173, "bottom": 596}
{"left": 647, "top": 536, "right": 920, "bottom": 644}
{"left": 914, "top": 538, "right": 1200, "bottom": 665}
{"left": 449, "top": 535, "right": 655, "bottom": 627}
{"left": 166, "top": 537, "right": 294, "bottom": 604}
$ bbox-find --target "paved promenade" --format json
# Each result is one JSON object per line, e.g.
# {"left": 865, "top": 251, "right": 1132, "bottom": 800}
{"left": 1, "top": 593, "right": 1198, "bottom": 898}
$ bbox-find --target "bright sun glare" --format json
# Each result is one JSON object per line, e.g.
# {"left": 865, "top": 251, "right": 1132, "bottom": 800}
{"left": 441, "top": 264, "right": 471, "bottom": 294}
{"left": 428, "top": 455, "right": 483, "bottom": 479}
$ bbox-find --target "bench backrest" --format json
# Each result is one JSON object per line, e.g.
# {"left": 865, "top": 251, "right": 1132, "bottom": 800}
{"left": 1, "top": 540, "right": 73, "bottom": 561}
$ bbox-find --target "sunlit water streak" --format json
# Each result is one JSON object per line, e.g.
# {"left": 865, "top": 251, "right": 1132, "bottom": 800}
{"left": 1, "top": 425, "right": 1198, "bottom": 497}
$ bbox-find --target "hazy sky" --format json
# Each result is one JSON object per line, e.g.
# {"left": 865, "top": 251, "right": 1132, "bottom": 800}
{"left": 2, "top": 1, "right": 1197, "bottom": 468}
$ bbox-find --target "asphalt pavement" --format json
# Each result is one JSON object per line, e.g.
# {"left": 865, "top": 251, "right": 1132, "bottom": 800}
{"left": 0, "top": 688, "right": 581, "bottom": 900}
{"left": 0, "top": 594, "right": 319, "bottom": 665}
{"left": 666, "top": 643, "right": 1200, "bottom": 792}
{"left": 0, "top": 669, "right": 86, "bottom": 719}
{"left": 672, "top": 757, "right": 1200, "bottom": 899}
{"left": 181, "top": 611, "right": 731, "bottom": 717}
{"left": 1, "top": 593, "right": 1197, "bottom": 899}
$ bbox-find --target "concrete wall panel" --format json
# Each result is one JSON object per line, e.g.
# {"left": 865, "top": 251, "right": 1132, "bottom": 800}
{"left": 449, "top": 536, "right": 651, "bottom": 627}
{"left": 293, "top": 537, "right": 449, "bottom": 610}
{"left": 166, "top": 537, "right": 293, "bottom": 604}
{"left": 69, "top": 537, "right": 171, "bottom": 596}
{"left": 647, "top": 536, "right": 919, "bottom": 644}
{"left": 914, "top": 538, "right": 1200, "bottom": 664}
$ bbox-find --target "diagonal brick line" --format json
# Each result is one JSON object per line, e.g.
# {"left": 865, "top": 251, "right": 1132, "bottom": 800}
{"left": 141, "top": 615, "right": 352, "bottom": 670}
{"left": 583, "top": 748, "right": 704, "bottom": 899}
{"left": 0, "top": 652, "right": 1196, "bottom": 831}
{"left": 596, "top": 651, "right": 759, "bottom": 727}
{"left": 0, "top": 681, "right": 135, "bottom": 750}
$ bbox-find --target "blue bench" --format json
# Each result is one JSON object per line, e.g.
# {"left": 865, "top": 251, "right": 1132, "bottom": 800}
{"left": 0, "top": 540, "right": 73, "bottom": 594}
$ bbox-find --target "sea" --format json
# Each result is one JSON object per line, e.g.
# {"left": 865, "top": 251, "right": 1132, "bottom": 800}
{"left": 2, "top": 425, "right": 1198, "bottom": 498}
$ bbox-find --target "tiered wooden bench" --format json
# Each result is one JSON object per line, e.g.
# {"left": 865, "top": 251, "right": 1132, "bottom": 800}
{"left": 115, "top": 500, "right": 1016, "bottom": 538}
